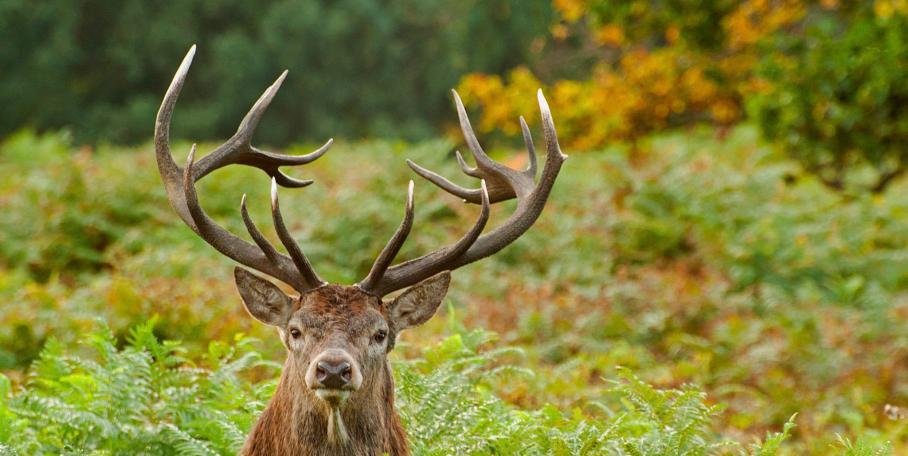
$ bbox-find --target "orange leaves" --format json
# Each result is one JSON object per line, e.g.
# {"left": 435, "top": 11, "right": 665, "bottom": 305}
{"left": 874, "top": 0, "right": 908, "bottom": 19}
{"left": 723, "top": 0, "right": 807, "bottom": 51}
{"left": 454, "top": 0, "right": 834, "bottom": 151}
{"left": 595, "top": 24, "right": 625, "bottom": 47}
{"left": 553, "top": 0, "right": 590, "bottom": 22}
{"left": 457, "top": 68, "right": 542, "bottom": 137}
{"left": 457, "top": 48, "right": 739, "bottom": 150}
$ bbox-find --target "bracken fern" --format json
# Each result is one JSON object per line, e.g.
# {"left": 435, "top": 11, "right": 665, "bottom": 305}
{"left": 0, "top": 321, "right": 803, "bottom": 455}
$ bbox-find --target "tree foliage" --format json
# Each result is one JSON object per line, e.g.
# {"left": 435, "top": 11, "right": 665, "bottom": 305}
{"left": 458, "top": 1, "right": 908, "bottom": 191}
{"left": 750, "top": 4, "right": 908, "bottom": 192}
{"left": 457, "top": 0, "right": 807, "bottom": 149}
{"left": 0, "top": 0, "right": 552, "bottom": 145}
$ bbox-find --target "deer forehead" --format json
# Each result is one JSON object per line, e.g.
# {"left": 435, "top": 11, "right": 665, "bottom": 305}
{"left": 295, "top": 285, "right": 387, "bottom": 332}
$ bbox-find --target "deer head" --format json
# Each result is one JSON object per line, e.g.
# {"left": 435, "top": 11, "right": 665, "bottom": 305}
{"left": 155, "top": 46, "right": 566, "bottom": 456}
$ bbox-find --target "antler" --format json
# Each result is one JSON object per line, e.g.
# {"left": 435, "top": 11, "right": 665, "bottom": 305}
{"left": 357, "top": 89, "right": 567, "bottom": 296}
{"left": 155, "top": 45, "right": 328, "bottom": 293}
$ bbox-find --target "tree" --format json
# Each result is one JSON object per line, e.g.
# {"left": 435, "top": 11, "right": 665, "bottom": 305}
{"left": 750, "top": 5, "right": 908, "bottom": 192}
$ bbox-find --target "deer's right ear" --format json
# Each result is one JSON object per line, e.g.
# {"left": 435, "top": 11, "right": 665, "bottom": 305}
{"left": 235, "top": 267, "right": 294, "bottom": 326}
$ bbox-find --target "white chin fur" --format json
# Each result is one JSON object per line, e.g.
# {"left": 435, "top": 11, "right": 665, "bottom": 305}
{"left": 315, "top": 389, "right": 350, "bottom": 405}
{"left": 319, "top": 393, "right": 350, "bottom": 445}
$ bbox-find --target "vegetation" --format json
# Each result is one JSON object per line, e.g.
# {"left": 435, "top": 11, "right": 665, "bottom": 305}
{"left": 751, "top": 4, "right": 908, "bottom": 192}
{"left": 2, "top": 3, "right": 907, "bottom": 453}
{"left": 1, "top": 128, "right": 905, "bottom": 454}
{"left": 0, "top": 0, "right": 552, "bottom": 144}
{"left": 1, "top": 320, "right": 796, "bottom": 455}
{"left": 459, "top": 1, "right": 908, "bottom": 191}
{"left": 457, "top": 0, "right": 800, "bottom": 148}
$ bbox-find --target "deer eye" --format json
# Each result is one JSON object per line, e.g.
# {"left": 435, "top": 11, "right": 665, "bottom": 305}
{"left": 373, "top": 329, "right": 388, "bottom": 344}
{"left": 289, "top": 328, "right": 302, "bottom": 339}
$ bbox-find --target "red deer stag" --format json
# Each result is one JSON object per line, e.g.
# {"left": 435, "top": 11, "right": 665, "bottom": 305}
{"left": 154, "top": 46, "right": 566, "bottom": 456}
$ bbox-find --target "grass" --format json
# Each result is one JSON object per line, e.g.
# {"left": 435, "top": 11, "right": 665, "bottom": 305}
{"left": 0, "top": 127, "right": 906, "bottom": 453}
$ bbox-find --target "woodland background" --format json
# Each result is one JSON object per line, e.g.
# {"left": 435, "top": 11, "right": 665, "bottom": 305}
{"left": 2, "top": 1, "right": 908, "bottom": 454}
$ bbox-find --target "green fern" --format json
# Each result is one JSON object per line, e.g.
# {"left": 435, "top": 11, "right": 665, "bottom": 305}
{"left": 0, "top": 321, "right": 273, "bottom": 455}
{"left": 0, "top": 321, "right": 805, "bottom": 455}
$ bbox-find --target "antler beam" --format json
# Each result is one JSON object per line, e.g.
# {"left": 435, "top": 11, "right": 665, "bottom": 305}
{"left": 358, "top": 89, "right": 566, "bottom": 296}
{"left": 155, "top": 45, "right": 328, "bottom": 293}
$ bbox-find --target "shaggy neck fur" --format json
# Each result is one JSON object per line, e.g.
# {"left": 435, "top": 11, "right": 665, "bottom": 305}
{"left": 241, "top": 360, "right": 409, "bottom": 456}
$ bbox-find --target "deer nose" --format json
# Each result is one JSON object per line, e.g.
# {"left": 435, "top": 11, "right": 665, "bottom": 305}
{"left": 315, "top": 360, "right": 352, "bottom": 389}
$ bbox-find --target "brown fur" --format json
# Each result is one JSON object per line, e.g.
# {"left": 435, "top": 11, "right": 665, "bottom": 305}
{"left": 240, "top": 285, "right": 411, "bottom": 456}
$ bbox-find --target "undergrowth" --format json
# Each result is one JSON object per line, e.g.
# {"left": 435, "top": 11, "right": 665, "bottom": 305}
{"left": 0, "top": 321, "right": 797, "bottom": 455}
{"left": 2, "top": 129, "right": 906, "bottom": 453}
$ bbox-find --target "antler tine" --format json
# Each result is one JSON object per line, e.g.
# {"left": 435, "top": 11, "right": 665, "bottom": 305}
{"left": 190, "top": 69, "right": 334, "bottom": 187}
{"left": 370, "top": 89, "right": 566, "bottom": 295}
{"left": 357, "top": 181, "right": 416, "bottom": 293}
{"left": 519, "top": 116, "right": 538, "bottom": 177}
{"left": 181, "top": 145, "right": 309, "bottom": 291}
{"left": 240, "top": 193, "right": 282, "bottom": 265}
{"left": 406, "top": 158, "right": 483, "bottom": 203}
{"left": 236, "top": 70, "right": 289, "bottom": 140}
{"left": 156, "top": 45, "right": 328, "bottom": 293}
{"left": 452, "top": 90, "right": 510, "bottom": 177}
{"left": 535, "top": 89, "right": 568, "bottom": 195}
{"left": 455, "top": 150, "right": 481, "bottom": 178}
{"left": 270, "top": 179, "right": 325, "bottom": 288}
{"left": 370, "top": 180, "right": 491, "bottom": 297}
{"left": 406, "top": 90, "right": 537, "bottom": 204}
{"left": 156, "top": 45, "right": 199, "bottom": 227}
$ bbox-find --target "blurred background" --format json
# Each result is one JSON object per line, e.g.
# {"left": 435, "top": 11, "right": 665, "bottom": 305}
{"left": 3, "top": 0, "right": 908, "bottom": 454}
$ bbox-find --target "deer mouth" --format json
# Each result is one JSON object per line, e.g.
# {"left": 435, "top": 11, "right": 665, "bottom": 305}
{"left": 313, "top": 388, "right": 353, "bottom": 407}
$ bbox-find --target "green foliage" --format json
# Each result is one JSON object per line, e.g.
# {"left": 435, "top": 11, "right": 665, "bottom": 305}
{"left": 603, "top": 368, "right": 720, "bottom": 454}
{"left": 462, "top": 1, "right": 908, "bottom": 197}
{"left": 582, "top": 0, "right": 739, "bottom": 50}
{"left": 0, "top": 0, "right": 552, "bottom": 145}
{"left": 0, "top": 322, "right": 794, "bottom": 455}
{"left": 0, "top": 131, "right": 167, "bottom": 279}
{"left": 1, "top": 129, "right": 905, "bottom": 453}
{"left": 0, "top": 320, "right": 273, "bottom": 454}
{"left": 750, "top": 6, "right": 908, "bottom": 192}
{"left": 610, "top": 128, "right": 908, "bottom": 299}
{"left": 837, "top": 434, "right": 893, "bottom": 456}
{"left": 752, "top": 416, "right": 797, "bottom": 456}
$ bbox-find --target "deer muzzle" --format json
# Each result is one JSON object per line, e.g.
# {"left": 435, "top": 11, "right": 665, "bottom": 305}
{"left": 306, "top": 349, "right": 361, "bottom": 406}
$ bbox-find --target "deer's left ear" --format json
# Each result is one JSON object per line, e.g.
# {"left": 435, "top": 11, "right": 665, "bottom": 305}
{"left": 387, "top": 271, "right": 450, "bottom": 331}
{"left": 235, "top": 267, "right": 295, "bottom": 327}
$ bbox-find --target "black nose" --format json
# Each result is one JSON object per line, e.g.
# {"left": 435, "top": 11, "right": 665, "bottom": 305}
{"left": 315, "top": 360, "right": 352, "bottom": 389}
